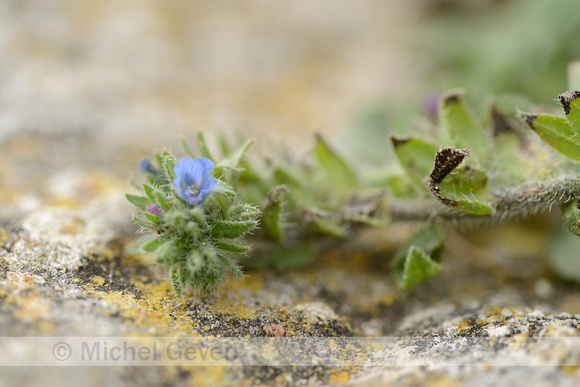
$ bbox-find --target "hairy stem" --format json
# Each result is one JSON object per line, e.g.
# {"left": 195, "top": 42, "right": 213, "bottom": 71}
{"left": 389, "top": 176, "right": 580, "bottom": 224}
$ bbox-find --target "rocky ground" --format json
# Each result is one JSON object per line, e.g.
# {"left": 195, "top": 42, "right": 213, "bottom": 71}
{"left": 1, "top": 135, "right": 580, "bottom": 386}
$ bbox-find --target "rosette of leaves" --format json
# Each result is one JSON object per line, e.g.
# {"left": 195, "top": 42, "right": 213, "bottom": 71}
{"left": 126, "top": 148, "right": 260, "bottom": 295}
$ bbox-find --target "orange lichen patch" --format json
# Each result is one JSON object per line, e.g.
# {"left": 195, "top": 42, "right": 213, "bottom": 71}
{"left": 475, "top": 316, "right": 506, "bottom": 327}
{"left": 456, "top": 318, "right": 474, "bottom": 330}
{"left": 2, "top": 273, "right": 55, "bottom": 327}
{"left": 561, "top": 366, "right": 580, "bottom": 375}
{"left": 185, "top": 366, "right": 229, "bottom": 387}
{"left": 80, "top": 276, "right": 200, "bottom": 336}
{"left": 486, "top": 306, "right": 504, "bottom": 316}
{"left": 91, "top": 275, "right": 106, "bottom": 287}
{"left": 212, "top": 303, "right": 259, "bottom": 321}
{"left": 38, "top": 321, "right": 57, "bottom": 332}
{"left": 329, "top": 370, "right": 350, "bottom": 382}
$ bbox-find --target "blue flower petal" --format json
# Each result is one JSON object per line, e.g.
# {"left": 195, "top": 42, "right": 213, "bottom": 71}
{"left": 173, "top": 157, "right": 217, "bottom": 205}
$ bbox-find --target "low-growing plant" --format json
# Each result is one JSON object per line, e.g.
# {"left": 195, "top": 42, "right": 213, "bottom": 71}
{"left": 127, "top": 62, "right": 580, "bottom": 294}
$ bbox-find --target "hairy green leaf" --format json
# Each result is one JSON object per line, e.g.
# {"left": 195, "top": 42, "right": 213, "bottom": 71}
{"left": 307, "top": 212, "right": 345, "bottom": 238}
{"left": 558, "top": 91, "right": 580, "bottom": 132}
{"left": 455, "top": 199, "right": 493, "bottom": 215}
{"left": 549, "top": 227, "right": 580, "bottom": 284}
{"left": 519, "top": 112, "right": 580, "bottom": 160}
{"left": 132, "top": 215, "right": 156, "bottom": 231}
{"left": 153, "top": 190, "right": 171, "bottom": 211}
{"left": 180, "top": 137, "right": 196, "bottom": 158}
{"left": 143, "top": 212, "right": 161, "bottom": 225}
{"left": 212, "top": 239, "right": 251, "bottom": 253}
{"left": 228, "top": 204, "right": 261, "bottom": 221}
{"left": 262, "top": 185, "right": 287, "bottom": 242}
{"left": 209, "top": 220, "right": 257, "bottom": 239}
{"left": 439, "top": 90, "right": 490, "bottom": 161}
{"left": 392, "top": 225, "right": 445, "bottom": 289}
{"left": 390, "top": 135, "right": 439, "bottom": 191}
{"left": 142, "top": 183, "right": 156, "bottom": 201}
{"left": 217, "top": 254, "right": 244, "bottom": 278}
{"left": 141, "top": 237, "right": 164, "bottom": 253}
{"left": 440, "top": 164, "right": 488, "bottom": 196}
{"left": 196, "top": 132, "right": 214, "bottom": 160}
{"left": 314, "top": 134, "right": 357, "bottom": 193}
{"left": 125, "top": 194, "right": 150, "bottom": 211}
{"left": 160, "top": 151, "right": 177, "bottom": 181}
{"left": 562, "top": 200, "right": 580, "bottom": 236}
{"left": 215, "top": 139, "right": 254, "bottom": 174}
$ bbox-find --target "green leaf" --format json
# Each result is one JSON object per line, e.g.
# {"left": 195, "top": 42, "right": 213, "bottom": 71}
{"left": 184, "top": 220, "right": 201, "bottom": 237}
{"left": 211, "top": 239, "right": 251, "bottom": 253}
{"left": 141, "top": 237, "right": 164, "bottom": 253}
{"left": 142, "top": 184, "right": 156, "bottom": 201}
{"left": 180, "top": 137, "right": 195, "bottom": 158}
{"left": 392, "top": 225, "right": 445, "bottom": 289}
{"left": 217, "top": 254, "right": 244, "bottom": 278}
{"left": 159, "top": 151, "right": 177, "bottom": 181}
{"left": 125, "top": 194, "right": 150, "bottom": 211}
{"left": 558, "top": 91, "right": 580, "bottom": 132}
{"left": 227, "top": 204, "right": 261, "bottom": 221}
{"left": 273, "top": 165, "right": 302, "bottom": 189}
{"left": 132, "top": 214, "right": 156, "bottom": 230}
{"left": 156, "top": 239, "right": 186, "bottom": 266}
{"left": 308, "top": 213, "right": 345, "bottom": 238}
{"left": 153, "top": 190, "right": 171, "bottom": 211}
{"left": 384, "top": 173, "right": 416, "bottom": 198}
{"left": 439, "top": 90, "right": 490, "bottom": 161}
{"left": 519, "top": 112, "right": 580, "bottom": 160}
{"left": 344, "top": 212, "right": 386, "bottom": 227}
{"left": 455, "top": 199, "right": 493, "bottom": 215}
{"left": 170, "top": 265, "right": 182, "bottom": 296}
{"left": 491, "top": 130, "right": 530, "bottom": 185}
{"left": 189, "top": 207, "right": 209, "bottom": 229}
{"left": 548, "top": 227, "right": 580, "bottom": 284}
{"left": 261, "top": 186, "right": 287, "bottom": 242}
{"left": 215, "top": 139, "right": 254, "bottom": 174}
{"left": 196, "top": 132, "right": 214, "bottom": 160}
{"left": 399, "top": 247, "right": 443, "bottom": 289}
{"left": 314, "top": 134, "right": 357, "bottom": 190}
{"left": 390, "top": 136, "right": 439, "bottom": 191}
{"left": 209, "top": 220, "right": 258, "bottom": 239}
{"left": 439, "top": 163, "right": 488, "bottom": 196}
{"left": 143, "top": 212, "right": 161, "bottom": 225}
{"left": 562, "top": 200, "right": 580, "bottom": 236}
{"left": 186, "top": 249, "right": 204, "bottom": 273}
{"left": 424, "top": 147, "right": 491, "bottom": 215}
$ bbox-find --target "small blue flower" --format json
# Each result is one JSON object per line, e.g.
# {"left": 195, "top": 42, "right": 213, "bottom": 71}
{"left": 139, "top": 159, "right": 155, "bottom": 173}
{"left": 173, "top": 157, "right": 218, "bottom": 205}
{"left": 139, "top": 158, "right": 164, "bottom": 180}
